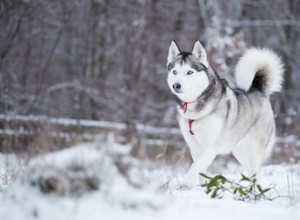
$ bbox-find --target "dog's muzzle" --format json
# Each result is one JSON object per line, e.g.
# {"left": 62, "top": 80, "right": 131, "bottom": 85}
{"left": 173, "top": 83, "right": 182, "bottom": 93}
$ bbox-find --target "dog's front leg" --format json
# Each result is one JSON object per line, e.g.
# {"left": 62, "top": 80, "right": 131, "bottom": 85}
{"left": 181, "top": 148, "right": 217, "bottom": 188}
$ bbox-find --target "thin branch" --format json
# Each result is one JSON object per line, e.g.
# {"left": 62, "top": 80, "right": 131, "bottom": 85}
{"left": 228, "top": 20, "right": 300, "bottom": 29}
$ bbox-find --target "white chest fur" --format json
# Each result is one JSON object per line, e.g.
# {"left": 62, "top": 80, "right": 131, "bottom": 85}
{"left": 178, "top": 113, "right": 229, "bottom": 156}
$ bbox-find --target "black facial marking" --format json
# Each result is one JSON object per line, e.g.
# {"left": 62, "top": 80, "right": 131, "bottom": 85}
{"left": 189, "top": 58, "right": 208, "bottom": 73}
{"left": 179, "top": 52, "right": 192, "bottom": 62}
{"left": 191, "top": 63, "right": 204, "bottom": 72}
{"left": 167, "top": 63, "right": 174, "bottom": 71}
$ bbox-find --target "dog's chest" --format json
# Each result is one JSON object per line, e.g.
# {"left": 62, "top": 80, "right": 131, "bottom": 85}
{"left": 178, "top": 114, "right": 229, "bottom": 151}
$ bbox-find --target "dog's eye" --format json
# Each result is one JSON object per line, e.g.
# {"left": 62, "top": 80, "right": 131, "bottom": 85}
{"left": 187, "top": 71, "right": 193, "bottom": 75}
{"left": 173, "top": 70, "right": 177, "bottom": 75}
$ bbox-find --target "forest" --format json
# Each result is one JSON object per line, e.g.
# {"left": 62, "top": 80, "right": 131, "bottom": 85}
{"left": 1, "top": 0, "right": 300, "bottom": 134}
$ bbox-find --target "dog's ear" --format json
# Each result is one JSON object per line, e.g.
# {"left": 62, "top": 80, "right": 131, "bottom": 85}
{"left": 167, "top": 41, "right": 180, "bottom": 63}
{"left": 192, "top": 41, "right": 208, "bottom": 66}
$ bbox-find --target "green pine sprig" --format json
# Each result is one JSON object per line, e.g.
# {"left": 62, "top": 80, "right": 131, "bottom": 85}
{"left": 200, "top": 173, "right": 278, "bottom": 201}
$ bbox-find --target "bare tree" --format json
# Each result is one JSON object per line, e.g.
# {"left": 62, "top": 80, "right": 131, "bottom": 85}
{"left": 0, "top": 0, "right": 299, "bottom": 135}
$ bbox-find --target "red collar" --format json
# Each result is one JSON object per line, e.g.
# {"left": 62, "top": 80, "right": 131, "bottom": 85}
{"left": 177, "top": 98, "right": 199, "bottom": 113}
{"left": 177, "top": 98, "right": 198, "bottom": 135}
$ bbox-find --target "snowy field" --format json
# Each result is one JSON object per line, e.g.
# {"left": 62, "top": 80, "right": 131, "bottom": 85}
{"left": 0, "top": 142, "right": 300, "bottom": 220}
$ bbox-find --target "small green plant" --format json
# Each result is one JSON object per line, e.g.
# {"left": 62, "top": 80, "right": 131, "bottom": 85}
{"left": 200, "top": 173, "right": 277, "bottom": 201}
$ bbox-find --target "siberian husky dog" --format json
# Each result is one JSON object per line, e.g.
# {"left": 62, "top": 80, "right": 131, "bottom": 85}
{"left": 167, "top": 41, "right": 284, "bottom": 187}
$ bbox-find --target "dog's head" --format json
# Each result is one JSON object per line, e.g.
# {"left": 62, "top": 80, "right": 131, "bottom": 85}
{"left": 167, "top": 41, "right": 210, "bottom": 102}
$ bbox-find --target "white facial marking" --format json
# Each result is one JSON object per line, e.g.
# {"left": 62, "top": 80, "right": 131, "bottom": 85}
{"left": 167, "top": 63, "right": 209, "bottom": 102}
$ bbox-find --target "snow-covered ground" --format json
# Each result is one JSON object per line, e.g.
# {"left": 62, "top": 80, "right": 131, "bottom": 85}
{"left": 0, "top": 142, "right": 299, "bottom": 220}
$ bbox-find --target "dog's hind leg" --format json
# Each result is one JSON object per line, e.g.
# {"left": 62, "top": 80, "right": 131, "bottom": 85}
{"left": 232, "top": 136, "right": 267, "bottom": 177}
{"left": 233, "top": 121, "right": 275, "bottom": 177}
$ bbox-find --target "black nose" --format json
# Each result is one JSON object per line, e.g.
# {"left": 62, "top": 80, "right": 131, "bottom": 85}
{"left": 173, "top": 83, "right": 181, "bottom": 91}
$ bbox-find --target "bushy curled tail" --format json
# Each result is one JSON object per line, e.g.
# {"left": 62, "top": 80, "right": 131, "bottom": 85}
{"left": 235, "top": 48, "right": 284, "bottom": 96}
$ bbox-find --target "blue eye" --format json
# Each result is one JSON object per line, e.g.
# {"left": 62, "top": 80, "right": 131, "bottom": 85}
{"left": 173, "top": 70, "right": 177, "bottom": 75}
{"left": 187, "top": 71, "right": 193, "bottom": 75}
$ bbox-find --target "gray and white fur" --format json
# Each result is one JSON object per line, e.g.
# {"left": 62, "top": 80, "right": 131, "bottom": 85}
{"left": 166, "top": 41, "right": 284, "bottom": 187}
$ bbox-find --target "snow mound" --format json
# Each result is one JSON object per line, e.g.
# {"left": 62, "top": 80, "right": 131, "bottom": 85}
{"left": 24, "top": 145, "right": 103, "bottom": 196}
{"left": 1, "top": 142, "right": 300, "bottom": 220}
{"left": 21, "top": 143, "right": 164, "bottom": 205}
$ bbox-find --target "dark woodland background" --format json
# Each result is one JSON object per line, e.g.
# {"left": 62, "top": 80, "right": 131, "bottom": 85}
{"left": 1, "top": 0, "right": 300, "bottom": 137}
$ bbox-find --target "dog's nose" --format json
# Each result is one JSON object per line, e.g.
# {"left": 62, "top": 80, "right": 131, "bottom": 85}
{"left": 173, "top": 83, "right": 181, "bottom": 92}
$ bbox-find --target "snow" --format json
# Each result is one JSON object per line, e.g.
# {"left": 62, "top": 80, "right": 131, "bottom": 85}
{"left": 0, "top": 153, "right": 24, "bottom": 191}
{"left": 0, "top": 142, "right": 300, "bottom": 220}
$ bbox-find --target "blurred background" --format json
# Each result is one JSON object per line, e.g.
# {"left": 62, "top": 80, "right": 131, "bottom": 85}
{"left": 0, "top": 0, "right": 299, "bottom": 163}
